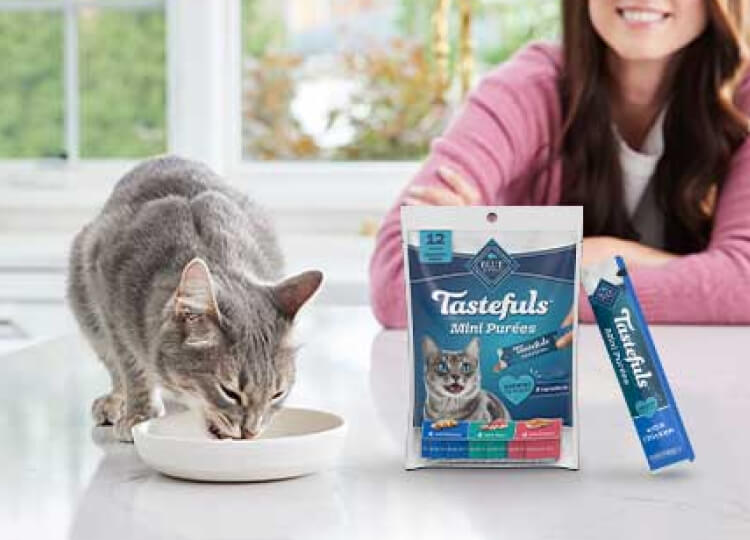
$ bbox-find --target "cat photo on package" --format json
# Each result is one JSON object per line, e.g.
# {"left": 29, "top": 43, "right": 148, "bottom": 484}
{"left": 422, "top": 336, "right": 510, "bottom": 424}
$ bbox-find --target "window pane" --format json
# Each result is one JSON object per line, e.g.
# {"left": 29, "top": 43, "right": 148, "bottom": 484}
{"left": 476, "top": 0, "right": 560, "bottom": 65}
{"left": 241, "top": 0, "right": 559, "bottom": 161}
{"left": 0, "top": 11, "right": 64, "bottom": 158}
{"left": 79, "top": 7, "right": 166, "bottom": 158}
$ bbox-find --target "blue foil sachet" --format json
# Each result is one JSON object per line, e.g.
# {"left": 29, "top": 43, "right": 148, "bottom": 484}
{"left": 583, "top": 256, "right": 695, "bottom": 471}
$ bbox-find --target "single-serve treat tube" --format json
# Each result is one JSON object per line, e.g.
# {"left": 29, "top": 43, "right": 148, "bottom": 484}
{"left": 582, "top": 257, "right": 694, "bottom": 471}
{"left": 493, "top": 325, "right": 573, "bottom": 371}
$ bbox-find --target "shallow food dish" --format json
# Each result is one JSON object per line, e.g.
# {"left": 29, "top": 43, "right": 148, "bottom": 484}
{"left": 132, "top": 407, "right": 347, "bottom": 482}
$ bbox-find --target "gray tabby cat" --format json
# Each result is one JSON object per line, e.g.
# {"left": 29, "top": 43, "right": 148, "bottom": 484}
{"left": 422, "top": 336, "right": 509, "bottom": 423}
{"left": 68, "top": 155, "right": 322, "bottom": 442}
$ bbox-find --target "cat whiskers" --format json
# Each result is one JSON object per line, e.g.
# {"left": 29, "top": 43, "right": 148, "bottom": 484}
{"left": 207, "top": 410, "right": 241, "bottom": 439}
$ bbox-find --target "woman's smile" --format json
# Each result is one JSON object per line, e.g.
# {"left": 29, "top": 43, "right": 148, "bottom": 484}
{"left": 616, "top": 4, "right": 673, "bottom": 27}
{"left": 590, "top": 1, "right": 707, "bottom": 62}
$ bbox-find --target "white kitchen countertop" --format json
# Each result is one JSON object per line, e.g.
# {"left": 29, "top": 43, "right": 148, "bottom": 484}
{"left": 0, "top": 306, "right": 748, "bottom": 540}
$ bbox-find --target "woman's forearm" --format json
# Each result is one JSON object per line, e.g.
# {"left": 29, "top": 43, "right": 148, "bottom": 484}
{"left": 619, "top": 239, "right": 678, "bottom": 267}
{"left": 583, "top": 236, "right": 678, "bottom": 268}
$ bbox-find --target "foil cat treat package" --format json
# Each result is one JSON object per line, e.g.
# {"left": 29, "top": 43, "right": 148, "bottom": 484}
{"left": 401, "top": 206, "right": 582, "bottom": 470}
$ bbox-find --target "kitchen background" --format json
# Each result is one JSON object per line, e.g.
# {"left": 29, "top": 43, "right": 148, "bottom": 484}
{"left": 0, "top": 0, "right": 558, "bottom": 353}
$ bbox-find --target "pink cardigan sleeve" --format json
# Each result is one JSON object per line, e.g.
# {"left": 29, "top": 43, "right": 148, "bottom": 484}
{"left": 581, "top": 74, "right": 750, "bottom": 325}
{"left": 603, "top": 138, "right": 750, "bottom": 324}
{"left": 368, "top": 45, "right": 560, "bottom": 328}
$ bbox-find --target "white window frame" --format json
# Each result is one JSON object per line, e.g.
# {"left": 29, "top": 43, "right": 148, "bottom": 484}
{"left": 0, "top": 0, "right": 416, "bottom": 232}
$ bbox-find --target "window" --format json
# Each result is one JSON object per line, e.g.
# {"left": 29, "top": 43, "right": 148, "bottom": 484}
{"left": 0, "top": 7, "right": 64, "bottom": 158}
{"left": 0, "top": 0, "right": 559, "bottom": 167}
{"left": 240, "top": 0, "right": 559, "bottom": 162}
{"left": 0, "top": 0, "right": 166, "bottom": 161}
{"left": 0, "top": 0, "right": 560, "bottom": 229}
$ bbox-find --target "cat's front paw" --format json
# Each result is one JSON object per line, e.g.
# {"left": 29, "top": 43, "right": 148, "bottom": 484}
{"left": 114, "top": 408, "right": 159, "bottom": 443}
{"left": 91, "top": 393, "right": 124, "bottom": 426}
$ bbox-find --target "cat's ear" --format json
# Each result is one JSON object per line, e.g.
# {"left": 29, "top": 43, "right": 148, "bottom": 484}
{"left": 465, "top": 337, "right": 480, "bottom": 360}
{"left": 422, "top": 336, "right": 439, "bottom": 361}
{"left": 175, "top": 258, "right": 221, "bottom": 320}
{"left": 175, "top": 258, "right": 222, "bottom": 349}
{"left": 270, "top": 270, "right": 323, "bottom": 319}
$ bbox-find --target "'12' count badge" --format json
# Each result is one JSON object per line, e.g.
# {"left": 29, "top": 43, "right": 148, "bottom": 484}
{"left": 419, "top": 230, "right": 453, "bottom": 264}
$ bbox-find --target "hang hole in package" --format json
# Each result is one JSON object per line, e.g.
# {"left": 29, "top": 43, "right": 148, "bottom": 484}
{"left": 582, "top": 257, "right": 695, "bottom": 472}
{"left": 402, "top": 206, "right": 583, "bottom": 470}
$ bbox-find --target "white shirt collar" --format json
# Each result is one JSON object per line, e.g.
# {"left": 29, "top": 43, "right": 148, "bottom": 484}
{"left": 614, "top": 108, "right": 667, "bottom": 215}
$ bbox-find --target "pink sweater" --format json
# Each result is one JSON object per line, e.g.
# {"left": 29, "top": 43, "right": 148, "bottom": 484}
{"left": 370, "top": 43, "right": 750, "bottom": 328}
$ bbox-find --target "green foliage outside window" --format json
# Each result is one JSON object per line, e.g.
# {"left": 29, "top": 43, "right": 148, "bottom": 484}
{"left": 242, "top": 0, "right": 560, "bottom": 161}
{"left": 0, "top": 1, "right": 557, "bottom": 161}
{"left": 0, "top": 12, "right": 64, "bottom": 158}
{"left": 0, "top": 7, "right": 165, "bottom": 159}
{"left": 79, "top": 9, "right": 166, "bottom": 158}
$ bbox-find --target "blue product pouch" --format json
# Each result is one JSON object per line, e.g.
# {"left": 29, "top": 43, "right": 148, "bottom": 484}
{"left": 582, "top": 257, "right": 695, "bottom": 471}
{"left": 402, "top": 206, "right": 582, "bottom": 470}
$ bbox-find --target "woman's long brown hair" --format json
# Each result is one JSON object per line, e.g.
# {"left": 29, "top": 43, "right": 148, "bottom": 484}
{"left": 559, "top": 0, "right": 749, "bottom": 253}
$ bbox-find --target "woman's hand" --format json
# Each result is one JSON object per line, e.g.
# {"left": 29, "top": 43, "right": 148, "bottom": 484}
{"left": 404, "top": 166, "right": 481, "bottom": 206}
{"left": 582, "top": 236, "right": 622, "bottom": 267}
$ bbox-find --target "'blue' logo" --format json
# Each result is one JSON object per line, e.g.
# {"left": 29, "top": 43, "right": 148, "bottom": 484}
{"left": 468, "top": 239, "right": 518, "bottom": 289}
{"left": 591, "top": 280, "right": 620, "bottom": 308}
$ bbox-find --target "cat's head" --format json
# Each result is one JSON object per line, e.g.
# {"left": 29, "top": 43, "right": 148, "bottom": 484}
{"left": 423, "top": 336, "right": 481, "bottom": 398}
{"left": 156, "top": 258, "right": 322, "bottom": 439}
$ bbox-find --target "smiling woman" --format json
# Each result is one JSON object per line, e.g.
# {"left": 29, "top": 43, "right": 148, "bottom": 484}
{"left": 371, "top": 0, "right": 750, "bottom": 327}
{"left": 560, "top": 0, "right": 748, "bottom": 254}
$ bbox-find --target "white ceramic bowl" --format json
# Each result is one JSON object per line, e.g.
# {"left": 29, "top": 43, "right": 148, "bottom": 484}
{"left": 132, "top": 407, "right": 347, "bottom": 482}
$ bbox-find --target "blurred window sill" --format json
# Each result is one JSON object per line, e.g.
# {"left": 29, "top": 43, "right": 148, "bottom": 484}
{"left": 0, "top": 160, "right": 413, "bottom": 235}
{"left": 0, "top": 231, "right": 375, "bottom": 304}
{"left": 0, "top": 161, "right": 412, "bottom": 317}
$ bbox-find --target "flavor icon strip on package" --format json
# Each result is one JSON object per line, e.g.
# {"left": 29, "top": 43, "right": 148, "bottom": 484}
{"left": 421, "top": 419, "right": 562, "bottom": 461}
